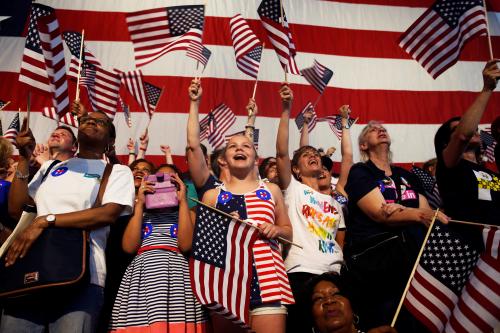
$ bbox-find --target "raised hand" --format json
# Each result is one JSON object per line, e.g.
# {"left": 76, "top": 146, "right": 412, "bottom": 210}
{"left": 482, "top": 59, "right": 500, "bottom": 92}
{"left": 338, "top": 104, "right": 351, "bottom": 119}
{"left": 280, "top": 83, "right": 293, "bottom": 110}
{"left": 246, "top": 98, "right": 258, "bottom": 118}
{"left": 188, "top": 78, "right": 202, "bottom": 102}
{"left": 15, "top": 118, "right": 36, "bottom": 159}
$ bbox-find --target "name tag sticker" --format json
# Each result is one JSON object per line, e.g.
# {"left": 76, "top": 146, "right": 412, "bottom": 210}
{"left": 84, "top": 173, "right": 101, "bottom": 179}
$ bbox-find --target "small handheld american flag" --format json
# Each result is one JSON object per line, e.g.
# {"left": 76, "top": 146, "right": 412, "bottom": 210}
{"left": 190, "top": 205, "right": 259, "bottom": 328}
{"left": 301, "top": 60, "right": 334, "bottom": 94}
{"left": 295, "top": 102, "right": 317, "bottom": 132}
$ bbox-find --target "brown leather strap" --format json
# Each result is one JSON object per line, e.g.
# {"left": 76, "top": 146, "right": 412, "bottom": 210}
{"left": 93, "top": 164, "right": 112, "bottom": 208}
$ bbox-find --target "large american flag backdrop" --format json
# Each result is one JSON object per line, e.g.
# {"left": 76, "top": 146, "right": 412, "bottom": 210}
{"left": 0, "top": 0, "right": 499, "bottom": 169}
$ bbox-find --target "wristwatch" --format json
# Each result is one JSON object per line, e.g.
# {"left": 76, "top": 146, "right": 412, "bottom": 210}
{"left": 45, "top": 214, "right": 56, "bottom": 227}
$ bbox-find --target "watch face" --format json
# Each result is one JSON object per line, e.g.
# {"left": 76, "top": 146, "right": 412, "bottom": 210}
{"left": 47, "top": 214, "right": 56, "bottom": 222}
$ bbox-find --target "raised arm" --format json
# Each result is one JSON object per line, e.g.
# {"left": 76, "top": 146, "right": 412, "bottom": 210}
{"left": 245, "top": 98, "right": 258, "bottom": 141}
{"left": 127, "top": 138, "right": 136, "bottom": 165}
{"left": 122, "top": 178, "right": 151, "bottom": 254}
{"left": 442, "top": 59, "right": 500, "bottom": 168}
{"left": 8, "top": 120, "right": 36, "bottom": 219}
{"left": 336, "top": 105, "right": 354, "bottom": 197}
{"left": 299, "top": 107, "right": 314, "bottom": 148}
{"left": 160, "top": 145, "right": 174, "bottom": 165}
{"left": 276, "top": 84, "right": 293, "bottom": 190}
{"left": 186, "top": 79, "right": 211, "bottom": 188}
{"left": 137, "top": 130, "right": 149, "bottom": 159}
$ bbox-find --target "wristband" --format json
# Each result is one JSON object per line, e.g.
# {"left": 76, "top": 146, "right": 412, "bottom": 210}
{"left": 245, "top": 124, "right": 255, "bottom": 128}
{"left": 139, "top": 147, "right": 147, "bottom": 151}
{"left": 129, "top": 152, "right": 136, "bottom": 155}
{"left": 15, "top": 170, "right": 30, "bottom": 180}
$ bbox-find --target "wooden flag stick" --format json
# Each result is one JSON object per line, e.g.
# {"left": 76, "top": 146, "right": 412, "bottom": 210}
{"left": 0, "top": 101, "right": 11, "bottom": 111}
{"left": 312, "top": 94, "right": 322, "bottom": 108}
{"left": 450, "top": 219, "right": 498, "bottom": 228}
{"left": 482, "top": 0, "right": 494, "bottom": 59}
{"left": 26, "top": 91, "right": 31, "bottom": 129}
{"left": 75, "top": 29, "right": 85, "bottom": 101}
{"left": 391, "top": 209, "right": 440, "bottom": 328}
{"left": 189, "top": 197, "right": 303, "bottom": 249}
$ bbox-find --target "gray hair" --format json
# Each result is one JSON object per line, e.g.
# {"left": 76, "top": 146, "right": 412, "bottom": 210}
{"left": 358, "top": 120, "right": 392, "bottom": 162}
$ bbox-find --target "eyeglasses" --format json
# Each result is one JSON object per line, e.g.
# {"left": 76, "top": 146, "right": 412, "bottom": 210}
{"left": 78, "top": 116, "right": 109, "bottom": 128}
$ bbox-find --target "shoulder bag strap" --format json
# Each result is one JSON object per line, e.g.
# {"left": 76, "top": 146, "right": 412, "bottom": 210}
{"left": 93, "top": 163, "right": 113, "bottom": 208}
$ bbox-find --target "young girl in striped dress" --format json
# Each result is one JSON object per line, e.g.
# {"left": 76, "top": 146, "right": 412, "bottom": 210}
{"left": 202, "top": 135, "right": 294, "bottom": 333}
{"left": 109, "top": 164, "right": 209, "bottom": 333}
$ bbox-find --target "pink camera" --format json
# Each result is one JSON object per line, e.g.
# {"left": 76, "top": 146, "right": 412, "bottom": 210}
{"left": 144, "top": 173, "right": 179, "bottom": 209}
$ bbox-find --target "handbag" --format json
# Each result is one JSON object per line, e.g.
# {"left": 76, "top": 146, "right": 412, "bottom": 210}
{"left": 0, "top": 163, "right": 112, "bottom": 298}
{"left": 144, "top": 172, "right": 179, "bottom": 209}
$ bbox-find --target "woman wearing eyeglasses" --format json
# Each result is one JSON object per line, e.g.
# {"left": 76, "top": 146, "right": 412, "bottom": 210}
{"left": 2, "top": 111, "right": 135, "bottom": 333}
{"left": 343, "top": 120, "right": 449, "bottom": 332}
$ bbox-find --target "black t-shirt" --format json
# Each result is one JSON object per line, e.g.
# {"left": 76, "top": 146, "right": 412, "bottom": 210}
{"left": 345, "top": 160, "right": 424, "bottom": 244}
{"left": 436, "top": 158, "right": 500, "bottom": 225}
{"left": 195, "top": 173, "right": 221, "bottom": 200}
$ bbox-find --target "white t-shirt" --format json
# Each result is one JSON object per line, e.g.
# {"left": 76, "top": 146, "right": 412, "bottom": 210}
{"left": 284, "top": 177, "right": 344, "bottom": 274}
{"left": 29, "top": 158, "right": 135, "bottom": 287}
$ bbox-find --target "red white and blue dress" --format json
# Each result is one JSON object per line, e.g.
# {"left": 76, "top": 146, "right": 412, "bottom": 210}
{"left": 109, "top": 210, "right": 209, "bottom": 333}
{"left": 215, "top": 182, "right": 295, "bottom": 309}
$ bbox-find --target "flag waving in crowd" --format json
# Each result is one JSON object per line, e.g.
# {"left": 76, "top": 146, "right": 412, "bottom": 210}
{"left": 126, "top": 5, "right": 205, "bottom": 67}
{"left": 186, "top": 41, "right": 212, "bottom": 69}
{"left": 301, "top": 60, "right": 334, "bottom": 94}
{"left": 190, "top": 205, "right": 260, "bottom": 327}
{"left": 19, "top": 4, "right": 53, "bottom": 93}
{"left": 230, "top": 14, "right": 263, "bottom": 79}
{"left": 199, "top": 103, "right": 236, "bottom": 149}
{"left": 258, "top": 0, "right": 300, "bottom": 75}
{"left": 321, "top": 115, "right": 356, "bottom": 140}
{"left": 480, "top": 129, "right": 497, "bottom": 163}
{"left": 410, "top": 165, "right": 442, "bottom": 209}
{"left": 144, "top": 82, "right": 163, "bottom": 118}
{"left": 37, "top": 9, "right": 69, "bottom": 116}
{"left": 399, "top": 0, "right": 488, "bottom": 79}
{"left": 3, "top": 113, "right": 20, "bottom": 144}
{"left": 119, "top": 70, "right": 150, "bottom": 115}
{"left": 295, "top": 102, "right": 317, "bottom": 132}
{"left": 404, "top": 222, "right": 500, "bottom": 333}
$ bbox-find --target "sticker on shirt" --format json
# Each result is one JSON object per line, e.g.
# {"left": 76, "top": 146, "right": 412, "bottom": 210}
{"left": 378, "top": 177, "right": 398, "bottom": 203}
{"left": 473, "top": 170, "right": 500, "bottom": 201}
{"left": 142, "top": 223, "right": 153, "bottom": 239}
{"left": 255, "top": 189, "right": 271, "bottom": 201}
{"left": 51, "top": 167, "right": 68, "bottom": 177}
{"left": 217, "top": 191, "right": 232, "bottom": 204}
{"left": 170, "top": 223, "right": 178, "bottom": 238}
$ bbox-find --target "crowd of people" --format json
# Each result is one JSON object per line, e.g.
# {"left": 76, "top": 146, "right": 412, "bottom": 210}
{"left": 0, "top": 60, "right": 498, "bottom": 333}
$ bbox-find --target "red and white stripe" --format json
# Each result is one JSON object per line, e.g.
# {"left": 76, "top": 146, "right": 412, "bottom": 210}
{"left": 126, "top": 7, "right": 203, "bottom": 67}
{"left": 119, "top": 70, "right": 150, "bottom": 115}
{"left": 230, "top": 14, "right": 262, "bottom": 78}
{"left": 37, "top": 13, "right": 69, "bottom": 116}
{"left": 200, "top": 104, "right": 236, "bottom": 149}
{"left": 186, "top": 41, "right": 209, "bottom": 67}
{"left": 444, "top": 227, "right": 500, "bottom": 333}
{"left": 42, "top": 107, "right": 78, "bottom": 128}
{"left": 85, "top": 66, "right": 121, "bottom": 119}
{"left": 190, "top": 217, "right": 258, "bottom": 326}
{"left": 1, "top": 1, "right": 499, "bottom": 167}
{"left": 399, "top": 4, "right": 488, "bottom": 78}
{"left": 245, "top": 186, "right": 295, "bottom": 305}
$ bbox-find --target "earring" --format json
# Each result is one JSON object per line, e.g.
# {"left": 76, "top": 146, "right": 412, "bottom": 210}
{"left": 353, "top": 313, "right": 360, "bottom": 325}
